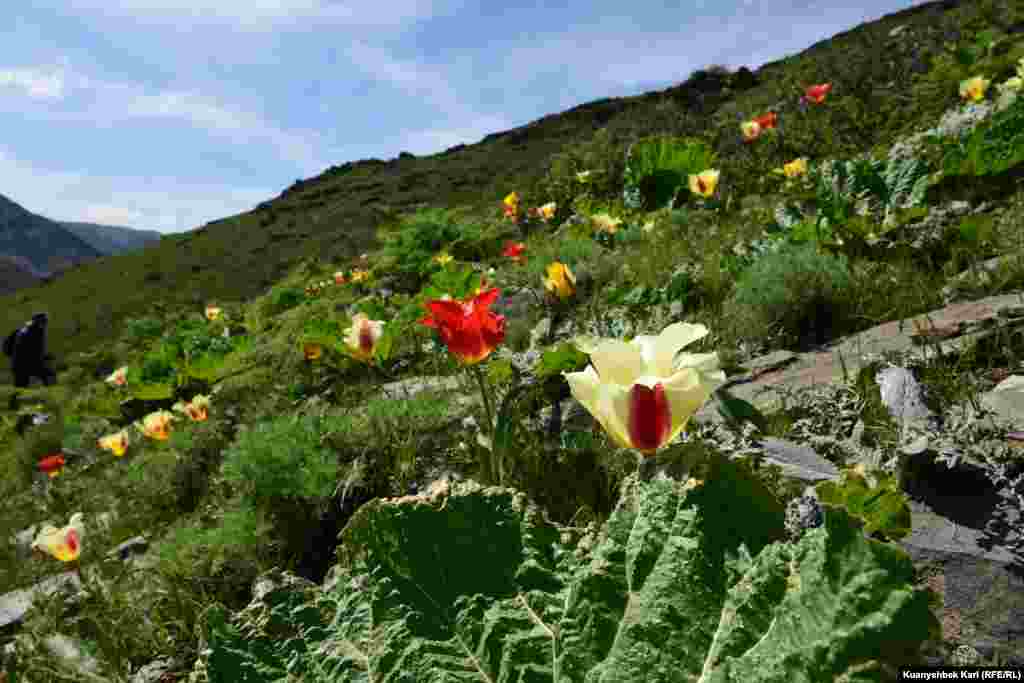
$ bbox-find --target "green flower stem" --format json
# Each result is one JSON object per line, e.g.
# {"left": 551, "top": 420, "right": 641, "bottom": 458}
{"left": 469, "top": 363, "right": 501, "bottom": 484}
{"left": 470, "top": 363, "right": 495, "bottom": 437}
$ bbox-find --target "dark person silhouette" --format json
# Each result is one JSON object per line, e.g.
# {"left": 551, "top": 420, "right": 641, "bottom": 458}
{"left": 4, "top": 313, "right": 57, "bottom": 389}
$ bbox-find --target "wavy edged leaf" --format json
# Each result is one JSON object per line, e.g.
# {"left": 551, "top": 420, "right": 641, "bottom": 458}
{"left": 196, "top": 460, "right": 936, "bottom": 682}
{"left": 815, "top": 465, "right": 913, "bottom": 542}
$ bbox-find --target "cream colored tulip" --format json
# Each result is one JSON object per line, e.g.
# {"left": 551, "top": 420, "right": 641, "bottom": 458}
{"left": 564, "top": 322, "right": 726, "bottom": 456}
{"left": 590, "top": 213, "right": 622, "bottom": 234}
{"left": 105, "top": 366, "right": 128, "bottom": 387}
{"left": 31, "top": 513, "right": 84, "bottom": 562}
{"left": 205, "top": 305, "right": 222, "bottom": 321}
{"left": 140, "top": 410, "right": 175, "bottom": 440}
{"left": 345, "top": 313, "right": 385, "bottom": 362}
{"left": 98, "top": 430, "right": 130, "bottom": 456}
{"left": 688, "top": 169, "right": 720, "bottom": 198}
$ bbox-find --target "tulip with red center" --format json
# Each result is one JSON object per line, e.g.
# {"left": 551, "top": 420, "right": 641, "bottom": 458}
{"left": 503, "top": 241, "right": 526, "bottom": 262}
{"left": 502, "top": 192, "right": 520, "bottom": 220}
{"left": 802, "top": 83, "right": 832, "bottom": 104}
{"left": 174, "top": 394, "right": 212, "bottom": 422}
{"left": 32, "top": 513, "right": 84, "bottom": 563}
{"left": 420, "top": 288, "right": 506, "bottom": 365}
{"left": 334, "top": 271, "right": 348, "bottom": 285}
{"left": 688, "top": 169, "right": 720, "bottom": 198}
{"left": 205, "top": 305, "right": 222, "bottom": 321}
{"left": 345, "top": 313, "right": 385, "bottom": 363}
{"left": 38, "top": 453, "right": 65, "bottom": 478}
{"left": 105, "top": 366, "right": 128, "bottom": 387}
{"left": 564, "top": 322, "right": 726, "bottom": 457}
{"left": 741, "top": 119, "right": 762, "bottom": 142}
{"left": 140, "top": 410, "right": 175, "bottom": 441}
{"left": 98, "top": 430, "right": 130, "bottom": 457}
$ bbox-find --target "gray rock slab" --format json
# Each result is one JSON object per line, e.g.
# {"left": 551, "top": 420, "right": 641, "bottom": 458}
{"left": 0, "top": 570, "right": 82, "bottom": 629}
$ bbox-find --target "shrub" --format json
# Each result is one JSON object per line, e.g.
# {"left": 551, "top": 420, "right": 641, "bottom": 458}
{"left": 220, "top": 413, "right": 338, "bottom": 505}
{"left": 123, "top": 316, "right": 164, "bottom": 344}
{"left": 723, "top": 241, "right": 855, "bottom": 350}
{"left": 263, "top": 285, "right": 305, "bottom": 317}
{"left": 381, "top": 208, "right": 487, "bottom": 292}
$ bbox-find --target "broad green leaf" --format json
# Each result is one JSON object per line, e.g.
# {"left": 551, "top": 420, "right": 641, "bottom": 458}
{"left": 195, "top": 466, "right": 937, "bottom": 681}
{"left": 815, "top": 465, "right": 912, "bottom": 541}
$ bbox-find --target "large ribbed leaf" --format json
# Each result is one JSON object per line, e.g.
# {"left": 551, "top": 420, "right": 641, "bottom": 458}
{"left": 194, "top": 463, "right": 937, "bottom": 682}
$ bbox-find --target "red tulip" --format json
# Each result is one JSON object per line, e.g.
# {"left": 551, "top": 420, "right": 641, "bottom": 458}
{"left": 502, "top": 241, "right": 526, "bottom": 262}
{"left": 803, "top": 83, "right": 832, "bottom": 104}
{"left": 753, "top": 111, "right": 777, "bottom": 130}
{"left": 420, "top": 288, "right": 506, "bottom": 364}
{"left": 38, "top": 453, "right": 65, "bottom": 478}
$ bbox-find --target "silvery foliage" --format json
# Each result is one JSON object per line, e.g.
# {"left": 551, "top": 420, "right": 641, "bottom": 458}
{"left": 931, "top": 100, "right": 996, "bottom": 140}
{"left": 785, "top": 493, "right": 825, "bottom": 541}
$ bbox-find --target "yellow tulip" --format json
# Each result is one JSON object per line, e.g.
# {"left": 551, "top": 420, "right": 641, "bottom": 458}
{"left": 105, "top": 366, "right": 128, "bottom": 387}
{"left": 539, "top": 202, "right": 557, "bottom": 221}
{"left": 205, "top": 305, "right": 222, "bottom": 321}
{"left": 688, "top": 169, "right": 720, "bottom": 198}
{"left": 434, "top": 252, "right": 454, "bottom": 266}
{"left": 543, "top": 262, "right": 576, "bottom": 300}
{"left": 140, "top": 410, "right": 175, "bottom": 441}
{"left": 563, "top": 322, "right": 726, "bottom": 456}
{"left": 32, "top": 513, "right": 84, "bottom": 562}
{"left": 959, "top": 76, "right": 990, "bottom": 102}
{"left": 782, "top": 158, "right": 808, "bottom": 178}
{"left": 345, "top": 313, "right": 385, "bottom": 362}
{"left": 350, "top": 269, "right": 370, "bottom": 283}
{"left": 98, "top": 430, "right": 130, "bottom": 456}
{"left": 503, "top": 191, "right": 519, "bottom": 207}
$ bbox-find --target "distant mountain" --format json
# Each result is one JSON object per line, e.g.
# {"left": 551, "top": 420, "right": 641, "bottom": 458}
{"left": 59, "top": 221, "right": 162, "bottom": 256}
{"left": 0, "top": 193, "right": 160, "bottom": 292}
{"left": 0, "top": 255, "right": 43, "bottom": 295}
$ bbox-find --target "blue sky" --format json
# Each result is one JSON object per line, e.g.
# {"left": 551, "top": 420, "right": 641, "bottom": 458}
{"left": 1, "top": 0, "right": 928, "bottom": 234}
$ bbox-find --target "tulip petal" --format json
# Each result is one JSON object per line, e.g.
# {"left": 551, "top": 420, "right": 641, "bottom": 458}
{"left": 589, "top": 340, "right": 647, "bottom": 386}
{"left": 630, "top": 322, "right": 710, "bottom": 376}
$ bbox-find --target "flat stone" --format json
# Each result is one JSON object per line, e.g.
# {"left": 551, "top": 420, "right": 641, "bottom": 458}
{"left": 980, "top": 375, "right": 1024, "bottom": 431}
{"left": 0, "top": 570, "right": 82, "bottom": 629}
{"left": 748, "top": 437, "right": 841, "bottom": 483}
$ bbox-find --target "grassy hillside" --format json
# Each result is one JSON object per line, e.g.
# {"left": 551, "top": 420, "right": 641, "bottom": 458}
{"left": 2, "top": 0, "right": 1012, "bottom": 379}
{"left": 2, "top": 0, "right": 1024, "bottom": 677}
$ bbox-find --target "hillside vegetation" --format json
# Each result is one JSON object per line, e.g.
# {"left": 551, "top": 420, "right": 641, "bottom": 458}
{"left": 2, "top": 0, "right": 1024, "bottom": 679}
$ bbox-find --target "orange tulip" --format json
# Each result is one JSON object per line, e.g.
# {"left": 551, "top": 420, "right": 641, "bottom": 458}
{"left": 105, "top": 366, "right": 128, "bottom": 387}
{"left": 205, "top": 305, "right": 222, "bottom": 321}
{"left": 304, "top": 343, "right": 324, "bottom": 361}
{"left": 174, "top": 394, "right": 211, "bottom": 422}
{"left": 420, "top": 288, "right": 506, "bottom": 365}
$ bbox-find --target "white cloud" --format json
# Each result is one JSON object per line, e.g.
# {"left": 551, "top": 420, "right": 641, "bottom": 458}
{"left": 58, "top": 0, "right": 451, "bottom": 29}
{"left": 0, "top": 65, "right": 66, "bottom": 99}
{"left": 0, "top": 61, "right": 335, "bottom": 172}
{"left": 0, "top": 146, "right": 272, "bottom": 233}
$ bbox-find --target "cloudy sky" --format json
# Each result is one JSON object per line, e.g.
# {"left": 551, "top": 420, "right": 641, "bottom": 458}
{"left": 1, "top": 0, "right": 928, "bottom": 234}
